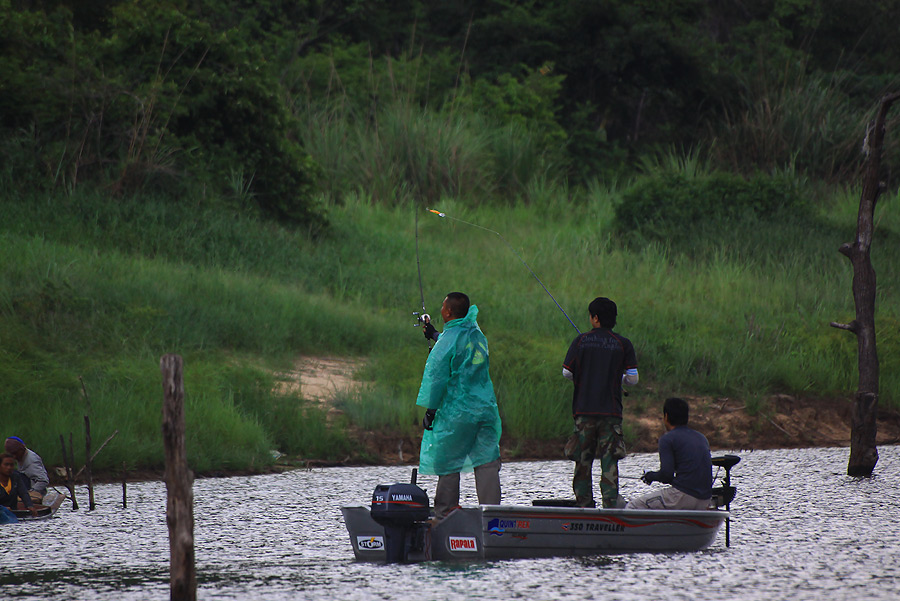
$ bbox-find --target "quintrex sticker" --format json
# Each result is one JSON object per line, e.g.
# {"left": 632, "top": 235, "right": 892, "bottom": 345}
{"left": 561, "top": 521, "right": 624, "bottom": 533}
{"left": 357, "top": 536, "right": 385, "bottom": 550}
{"left": 487, "top": 518, "right": 531, "bottom": 536}
{"left": 448, "top": 537, "right": 478, "bottom": 551}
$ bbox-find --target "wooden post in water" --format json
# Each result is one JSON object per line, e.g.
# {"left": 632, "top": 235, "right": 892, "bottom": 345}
{"left": 122, "top": 462, "right": 128, "bottom": 509}
{"left": 59, "top": 434, "right": 78, "bottom": 510}
{"left": 69, "top": 434, "right": 79, "bottom": 510}
{"left": 84, "top": 416, "right": 95, "bottom": 510}
{"left": 160, "top": 353, "right": 196, "bottom": 601}
{"left": 79, "top": 375, "right": 95, "bottom": 509}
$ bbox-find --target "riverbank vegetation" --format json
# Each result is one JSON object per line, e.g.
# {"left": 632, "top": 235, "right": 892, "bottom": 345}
{"left": 3, "top": 1, "right": 900, "bottom": 473}
{"left": 5, "top": 182, "right": 900, "bottom": 472}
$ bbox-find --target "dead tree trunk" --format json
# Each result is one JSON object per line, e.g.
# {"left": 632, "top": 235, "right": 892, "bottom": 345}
{"left": 160, "top": 354, "right": 196, "bottom": 601}
{"left": 830, "top": 91, "right": 900, "bottom": 477}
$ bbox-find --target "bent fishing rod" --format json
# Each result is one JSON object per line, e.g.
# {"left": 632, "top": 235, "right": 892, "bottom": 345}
{"left": 426, "top": 208, "right": 580, "bottom": 334}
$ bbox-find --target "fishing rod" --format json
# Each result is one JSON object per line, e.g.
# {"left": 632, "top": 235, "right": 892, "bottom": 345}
{"left": 427, "top": 209, "right": 580, "bottom": 334}
{"left": 412, "top": 206, "right": 434, "bottom": 349}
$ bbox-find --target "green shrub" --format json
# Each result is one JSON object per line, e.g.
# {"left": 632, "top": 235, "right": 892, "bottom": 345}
{"left": 283, "top": 43, "right": 459, "bottom": 113}
{"left": 453, "top": 66, "right": 567, "bottom": 152}
{"left": 614, "top": 169, "right": 806, "bottom": 240}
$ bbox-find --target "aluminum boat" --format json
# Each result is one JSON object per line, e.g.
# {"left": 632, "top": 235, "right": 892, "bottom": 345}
{"left": 343, "top": 503, "right": 727, "bottom": 561}
{"left": 342, "top": 454, "right": 739, "bottom": 562}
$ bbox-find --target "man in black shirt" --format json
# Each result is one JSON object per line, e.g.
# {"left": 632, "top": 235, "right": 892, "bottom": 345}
{"left": 626, "top": 397, "right": 712, "bottom": 510}
{"left": 562, "top": 297, "right": 638, "bottom": 508}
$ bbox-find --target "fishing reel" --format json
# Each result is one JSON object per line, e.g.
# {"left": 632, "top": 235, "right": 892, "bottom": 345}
{"left": 414, "top": 311, "right": 436, "bottom": 352}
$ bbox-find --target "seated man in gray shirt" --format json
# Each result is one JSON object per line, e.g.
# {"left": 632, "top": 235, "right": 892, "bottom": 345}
{"left": 626, "top": 397, "right": 712, "bottom": 510}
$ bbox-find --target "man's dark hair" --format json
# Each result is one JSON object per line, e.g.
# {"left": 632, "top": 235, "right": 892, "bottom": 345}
{"left": 0, "top": 452, "right": 15, "bottom": 463}
{"left": 588, "top": 297, "right": 617, "bottom": 328}
{"left": 445, "top": 292, "right": 470, "bottom": 318}
{"left": 663, "top": 397, "right": 690, "bottom": 426}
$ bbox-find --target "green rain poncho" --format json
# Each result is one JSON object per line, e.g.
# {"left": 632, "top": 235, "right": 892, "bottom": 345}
{"left": 416, "top": 305, "right": 502, "bottom": 476}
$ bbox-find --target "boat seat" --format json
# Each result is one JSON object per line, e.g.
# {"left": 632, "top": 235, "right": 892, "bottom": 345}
{"left": 711, "top": 454, "right": 741, "bottom": 470}
{"left": 532, "top": 498, "right": 579, "bottom": 507}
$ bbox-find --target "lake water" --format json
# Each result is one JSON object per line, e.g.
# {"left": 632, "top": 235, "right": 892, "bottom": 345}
{"left": 2, "top": 446, "right": 899, "bottom": 600}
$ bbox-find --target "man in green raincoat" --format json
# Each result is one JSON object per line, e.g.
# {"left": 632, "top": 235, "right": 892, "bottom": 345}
{"left": 418, "top": 292, "right": 502, "bottom": 519}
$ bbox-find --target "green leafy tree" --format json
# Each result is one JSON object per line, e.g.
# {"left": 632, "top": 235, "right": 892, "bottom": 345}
{"left": 0, "top": 0, "right": 323, "bottom": 225}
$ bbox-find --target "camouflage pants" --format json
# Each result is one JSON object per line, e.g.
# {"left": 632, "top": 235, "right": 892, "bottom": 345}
{"left": 565, "top": 416, "right": 626, "bottom": 508}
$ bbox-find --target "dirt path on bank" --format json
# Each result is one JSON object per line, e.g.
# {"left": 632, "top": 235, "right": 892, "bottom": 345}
{"left": 273, "top": 355, "right": 367, "bottom": 424}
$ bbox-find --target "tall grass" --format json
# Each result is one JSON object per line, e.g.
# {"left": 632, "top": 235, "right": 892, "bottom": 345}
{"left": 293, "top": 51, "right": 561, "bottom": 206}
{"left": 300, "top": 100, "right": 558, "bottom": 204}
{"left": 2, "top": 352, "right": 274, "bottom": 473}
{"left": 712, "top": 66, "right": 900, "bottom": 181}
{"left": 0, "top": 203, "right": 407, "bottom": 470}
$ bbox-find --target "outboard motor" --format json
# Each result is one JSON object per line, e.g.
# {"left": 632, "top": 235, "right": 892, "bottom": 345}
{"left": 370, "top": 483, "right": 430, "bottom": 563}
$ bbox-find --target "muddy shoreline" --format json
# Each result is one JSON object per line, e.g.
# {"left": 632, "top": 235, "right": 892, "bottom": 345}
{"left": 53, "top": 395, "right": 900, "bottom": 487}
{"left": 355, "top": 394, "right": 900, "bottom": 467}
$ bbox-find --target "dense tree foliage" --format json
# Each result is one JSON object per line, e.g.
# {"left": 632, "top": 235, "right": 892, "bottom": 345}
{"left": 1, "top": 0, "right": 322, "bottom": 224}
{"left": 2, "top": 0, "right": 900, "bottom": 223}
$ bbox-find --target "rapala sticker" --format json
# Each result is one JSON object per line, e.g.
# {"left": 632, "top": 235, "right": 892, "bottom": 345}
{"left": 357, "top": 536, "right": 385, "bottom": 550}
{"left": 487, "top": 518, "right": 531, "bottom": 536}
{"left": 448, "top": 536, "right": 478, "bottom": 552}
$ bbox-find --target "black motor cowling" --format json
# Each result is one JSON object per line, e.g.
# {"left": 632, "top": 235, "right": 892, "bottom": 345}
{"left": 370, "top": 483, "right": 430, "bottom": 563}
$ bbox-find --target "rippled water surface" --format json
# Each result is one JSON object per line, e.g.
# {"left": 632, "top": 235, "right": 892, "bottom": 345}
{"left": 2, "top": 446, "right": 899, "bottom": 600}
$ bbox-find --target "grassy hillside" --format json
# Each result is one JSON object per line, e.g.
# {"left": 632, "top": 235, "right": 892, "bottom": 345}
{"left": 3, "top": 175, "right": 899, "bottom": 472}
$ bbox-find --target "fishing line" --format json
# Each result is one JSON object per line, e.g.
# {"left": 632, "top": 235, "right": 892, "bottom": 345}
{"left": 427, "top": 209, "right": 580, "bottom": 334}
{"left": 415, "top": 206, "right": 426, "bottom": 317}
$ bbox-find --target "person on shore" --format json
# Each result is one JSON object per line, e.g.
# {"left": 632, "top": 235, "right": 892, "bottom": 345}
{"left": 562, "top": 297, "right": 638, "bottom": 508}
{"left": 0, "top": 452, "right": 37, "bottom": 517}
{"left": 4, "top": 436, "right": 49, "bottom": 504}
{"left": 417, "top": 292, "right": 502, "bottom": 519}
{"left": 626, "top": 397, "right": 713, "bottom": 510}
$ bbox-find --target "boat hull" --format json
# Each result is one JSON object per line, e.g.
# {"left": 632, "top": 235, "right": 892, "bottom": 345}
{"left": 342, "top": 504, "right": 727, "bottom": 562}
{"left": 11, "top": 492, "right": 66, "bottom": 522}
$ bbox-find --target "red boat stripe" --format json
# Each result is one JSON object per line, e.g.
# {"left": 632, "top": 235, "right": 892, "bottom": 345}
{"left": 490, "top": 513, "right": 719, "bottom": 529}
